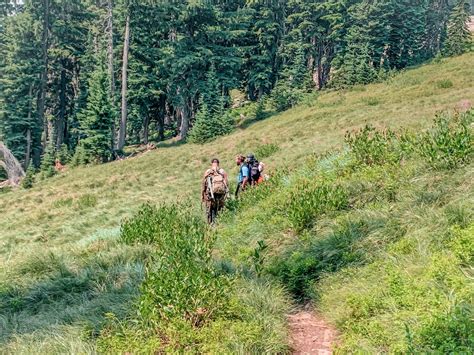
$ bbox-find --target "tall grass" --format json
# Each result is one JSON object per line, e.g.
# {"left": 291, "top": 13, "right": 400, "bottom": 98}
{"left": 215, "top": 111, "right": 473, "bottom": 352}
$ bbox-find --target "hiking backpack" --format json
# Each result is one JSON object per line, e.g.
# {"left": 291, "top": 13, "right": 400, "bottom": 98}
{"left": 207, "top": 169, "right": 227, "bottom": 195}
{"left": 247, "top": 158, "right": 261, "bottom": 184}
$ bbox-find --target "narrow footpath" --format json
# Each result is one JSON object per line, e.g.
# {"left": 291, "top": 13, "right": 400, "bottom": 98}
{"left": 288, "top": 309, "right": 338, "bottom": 355}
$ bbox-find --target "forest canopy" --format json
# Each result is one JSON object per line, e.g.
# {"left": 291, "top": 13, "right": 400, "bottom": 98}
{"left": 0, "top": 0, "right": 472, "bottom": 173}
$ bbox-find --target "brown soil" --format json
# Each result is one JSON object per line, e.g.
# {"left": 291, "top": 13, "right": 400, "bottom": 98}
{"left": 288, "top": 309, "right": 338, "bottom": 355}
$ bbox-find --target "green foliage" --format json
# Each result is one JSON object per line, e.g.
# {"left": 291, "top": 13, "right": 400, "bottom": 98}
{"left": 251, "top": 240, "right": 268, "bottom": 276}
{"left": 121, "top": 204, "right": 230, "bottom": 326}
{"left": 416, "top": 302, "right": 474, "bottom": 352}
{"left": 443, "top": 0, "right": 472, "bottom": 56}
{"left": 254, "top": 97, "right": 266, "bottom": 121}
{"left": 285, "top": 180, "right": 349, "bottom": 232}
{"left": 121, "top": 203, "right": 205, "bottom": 245}
{"left": 57, "top": 144, "right": 70, "bottom": 165}
{"left": 345, "top": 125, "right": 403, "bottom": 166}
{"left": 254, "top": 143, "right": 279, "bottom": 159}
{"left": 419, "top": 111, "right": 473, "bottom": 169}
{"left": 436, "top": 79, "right": 454, "bottom": 89}
{"left": 21, "top": 165, "right": 36, "bottom": 189}
{"left": 269, "top": 220, "right": 367, "bottom": 299}
{"left": 39, "top": 144, "right": 56, "bottom": 179}
{"left": 76, "top": 194, "right": 98, "bottom": 210}
{"left": 188, "top": 100, "right": 234, "bottom": 144}
{"left": 270, "top": 81, "right": 303, "bottom": 112}
{"left": 70, "top": 144, "right": 87, "bottom": 167}
{"left": 76, "top": 58, "right": 114, "bottom": 164}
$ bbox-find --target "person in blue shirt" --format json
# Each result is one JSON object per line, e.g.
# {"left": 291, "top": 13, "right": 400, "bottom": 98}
{"left": 235, "top": 154, "right": 249, "bottom": 198}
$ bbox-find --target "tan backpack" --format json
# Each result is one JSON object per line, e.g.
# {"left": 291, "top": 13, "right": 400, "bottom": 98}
{"left": 207, "top": 169, "right": 226, "bottom": 195}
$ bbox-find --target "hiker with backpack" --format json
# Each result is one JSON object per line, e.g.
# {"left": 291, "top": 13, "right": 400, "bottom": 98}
{"left": 235, "top": 154, "right": 249, "bottom": 198}
{"left": 201, "top": 158, "right": 229, "bottom": 224}
{"left": 235, "top": 153, "right": 265, "bottom": 198}
{"left": 246, "top": 154, "right": 263, "bottom": 185}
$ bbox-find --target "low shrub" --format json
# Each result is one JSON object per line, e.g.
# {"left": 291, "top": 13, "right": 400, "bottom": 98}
{"left": 418, "top": 111, "right": 473, "bottom": 169}
{"left": 120, "top": 203, "right": 204, "bottom": 245}
{"left": 345, "top": 125, "right": 403, "bottom": 166}
{"left": 270, "top": 81, "right": 303, "bottom": 112}
{"left": 285, "top": 180, "right": 349, "bottom": 231}
{"left": 255, "top": 143, "right": 280, "bottom": 159}
{"left": 416, "top": 302, "right": 474, "bottom": 352}
{"left": 119, "top": 203, "right": 231, "bottom": 343}
{"left": 363, "top": 97, "right": 381, "bottom": 106}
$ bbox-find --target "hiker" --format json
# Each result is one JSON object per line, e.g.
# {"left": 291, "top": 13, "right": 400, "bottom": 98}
{"left": 235, "top": 154, "right": 249, "bottom": 198}
{"left": 201, "top": 158, "right": 229, "bottom": 224}
{"left": 246, "top": 154, "right": 263, "bottom": 186}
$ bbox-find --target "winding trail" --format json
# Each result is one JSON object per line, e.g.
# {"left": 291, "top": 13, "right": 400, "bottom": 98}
{"left": 288, "top": 309, "right": 338, "bottom": 354}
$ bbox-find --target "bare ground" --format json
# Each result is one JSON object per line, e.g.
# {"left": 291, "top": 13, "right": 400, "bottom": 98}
{"left": 288, "top": 308, "right": 338, "bottom": 355}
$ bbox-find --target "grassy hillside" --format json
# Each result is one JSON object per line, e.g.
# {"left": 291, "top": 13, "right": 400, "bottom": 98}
{"left": 0, "top": 53, "right": 473, "bottom": 353}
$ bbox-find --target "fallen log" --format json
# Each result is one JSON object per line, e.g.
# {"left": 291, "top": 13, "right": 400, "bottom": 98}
{"left": 0, "top": 141, "right": 25, "bottom": 186}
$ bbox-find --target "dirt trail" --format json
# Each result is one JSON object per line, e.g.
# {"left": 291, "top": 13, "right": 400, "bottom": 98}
{"left": 288, "top": 309, "right": 338, "bottom": 355}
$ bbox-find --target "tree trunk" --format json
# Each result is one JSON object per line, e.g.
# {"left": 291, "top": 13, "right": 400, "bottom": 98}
{"left": 142, "top": 114, "right": 150, "bottom": 145}
{"left": 107, "top": 0, "right": 116, "bottom": 150}
{"left": 25, "top": 83, "right": 33, "bottom": 169}
{"left": 56, "top": 62, "right": 67, "bottom": 149}
{"left": 178, "top": 101, "right": 190, "bottom": 141}
{"left": 25, "top": 129, "right": 31, "bottom": 170}
{"left": 118, "top": 13, "right": 130, "bottom": 151}
{"left": 38, "top": 0, "right": 50, "bottom": 152}
{"left": 0, "top": 142, "right": 25, "bottom": 186}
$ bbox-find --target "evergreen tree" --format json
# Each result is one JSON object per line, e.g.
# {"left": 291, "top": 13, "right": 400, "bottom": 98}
{"left": 188, "top": 101, "right": 214, "bottom": 144}
{"left": 76, "top": 58, "right": 114, "bottom": 164}
{"left": 0, "top": 0, "right": 459, "bottom": 172}
{"left": 39, "top": 142, "right": 56, "bottom": 178}
{"left": 0, "top": 9, "right": 42, "bottom": 166}
{"left": 21, "top": 164, "right": 36, "bottom": 189}
{"left": 188, "top": 95, "right": 233, "bottom": 144}
{"left": 443, "top": 0, "right": 472, "bottom": 56}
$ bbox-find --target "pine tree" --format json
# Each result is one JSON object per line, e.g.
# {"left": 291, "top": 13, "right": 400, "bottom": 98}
{"left": 76, "top": 58, "right": 114, "bottom": 164}
{"left": 443, "top": 0, "right": 471, "bottom": 56}
{"left": 0, "top": 9, "right": 42, "bottom": 166}
{"left": 188, "top": 96, "right": 233, "bottom": 144}
{"left": 202, "top": 64, "right": 224, "bottom": 116}
{"left": 21, "top": 164, "right": 36, "bottom": 189}
{"left": 188, "top": 101, "right": 214, "bottom": 144}
{"left": 39, "top": 142, "right": 56, "bottom": 178}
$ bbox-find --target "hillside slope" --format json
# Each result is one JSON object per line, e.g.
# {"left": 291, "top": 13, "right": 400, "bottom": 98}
{"left": 1, "top": 54, "right": 473, "bottom": 260}
{"left": 0, "top": 53, "right": 473, "bottom": 353}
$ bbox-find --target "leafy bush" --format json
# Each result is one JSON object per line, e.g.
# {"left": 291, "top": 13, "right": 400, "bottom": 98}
{"left": 255, "top": 143, "right": 280, "bottom": 159}
{"left": 285, "top": 180, "right": 349, "bottom": 231}
{"left": 121, "top": 203, "right": 204, "bottom": 245}
{"left": 345, "top": 125, "right": 404, "bottom": 166}
{"left": 416, "top": 302, "right": 474, "bottom": 352}
{"left": 418, "top": 111, "right": 473, "bottom": 169}
{"left": 120, "top": 204, "right": 230, "bottom": 328}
